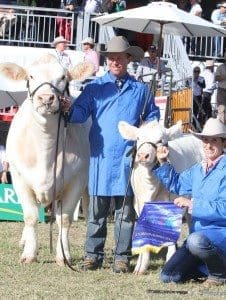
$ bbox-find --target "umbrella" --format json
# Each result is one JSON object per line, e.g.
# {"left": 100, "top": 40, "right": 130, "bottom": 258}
{"left": 0, "top": 73, "right": 27, "bottom": 109}
{"left": 0, "top": 91, "right": 27, "bottom": 109}
{"left": 92, "top": 1, "right": 226, "bottom": 53}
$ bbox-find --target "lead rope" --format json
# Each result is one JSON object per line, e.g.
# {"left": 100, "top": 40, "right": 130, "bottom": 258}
{"left": 47, "top": 91, "right": 78, "bottom": 271}
{"left": 113, "top": 82, "right": 155, "bottom": 269}
{"left": 46, "top": 81, "right": 67, "bottom": 254}
{"left": 59, "top": 111, "right": 79, "bottom": 271}
{"left": 50, "top": 112, "right": 61, "bottom": 253}
{"left": 50, "top": 108, "right": 78, "bottom": 271}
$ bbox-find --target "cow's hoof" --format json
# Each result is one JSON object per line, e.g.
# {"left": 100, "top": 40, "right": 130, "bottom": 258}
{"left": 56, "top": 257, "right": 72, "bottom": 267}
{"left": 133, "top": 269, "right": 149, "bottom": 275}
{"left": 20, "top": 257, "right": 38, "bottom": 264}
{"left": 56, "top": 258, "right": 65, "bottom": 267}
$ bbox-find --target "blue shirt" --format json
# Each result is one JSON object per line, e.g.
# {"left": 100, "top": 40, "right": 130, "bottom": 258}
{"left": 69, "top": 71, "right": 160, "bottom": 196}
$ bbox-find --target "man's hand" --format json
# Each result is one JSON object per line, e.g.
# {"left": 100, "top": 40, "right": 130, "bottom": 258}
{"left": 60, "top": 96, "right": 72, "bottom": 113}
{"left": 65, "top": 4, "right": 75, "bottom": 11}
{"left": 156, "top": 144, "right": 169, "bottom": 165}
{"left": 1, "top": 171, "right": 8, "bottom": 184}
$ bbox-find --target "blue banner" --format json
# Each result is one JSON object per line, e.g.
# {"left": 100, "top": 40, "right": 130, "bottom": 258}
{"left": 132, "top": 202, "right": 183, "bottom": 254}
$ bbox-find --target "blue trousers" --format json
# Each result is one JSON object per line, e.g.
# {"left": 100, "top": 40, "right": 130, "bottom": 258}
{"left": 161, "top": 232, "right": 226, "bottom": 283}
{"left": 85, "top": 196, "right": 135, "bottom": 264}
{"left": 213, "top": 36, "right": 221, "bottom": 57}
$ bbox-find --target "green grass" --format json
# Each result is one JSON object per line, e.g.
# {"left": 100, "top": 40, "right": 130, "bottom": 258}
{"left": 0, "top": 220, "right": 226, "bottom": 299}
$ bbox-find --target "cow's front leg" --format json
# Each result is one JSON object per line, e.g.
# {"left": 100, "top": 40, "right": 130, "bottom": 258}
{"left": 11, "top": 175, "right": 39, "bottom": 264}
{"left": 55, "top": 193, "right": 77, "bottom": 266}
{"left": 55, "top": 176, "right": 87, "bottom": 266}
{"left": 133, "top": 252, "right": 150, "bottom": 275}
{"left": 55, "top": 212, "right": 72, "bottom": 266}
{"left": 20, "top": 200, "right": 39, "bottom": 263}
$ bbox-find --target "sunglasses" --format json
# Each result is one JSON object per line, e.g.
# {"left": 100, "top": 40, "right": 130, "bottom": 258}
{"left": 194, "top": 70, "right": 200, "bottom": 73}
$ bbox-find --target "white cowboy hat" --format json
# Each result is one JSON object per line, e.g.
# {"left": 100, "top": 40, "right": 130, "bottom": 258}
{"left": 81, "top": 37, "right": 94, "bottom": 45}
{"left": 100, "top": 36, "right": 144, "bottom": 62}
{"left": 205, "top": 60, "right": 214, "bottom": 67}
{"left": 52, "top": 36, "right": 68, "bottom": 47}
{"left": 189, "top": 118, "right": 226, "bottom": 139}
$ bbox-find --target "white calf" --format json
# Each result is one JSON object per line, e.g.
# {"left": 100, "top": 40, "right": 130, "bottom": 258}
{"left": 119, "top": 120, "right": 203, "bottom": 274}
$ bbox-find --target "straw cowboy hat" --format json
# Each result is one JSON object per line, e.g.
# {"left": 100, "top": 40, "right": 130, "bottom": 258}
{"left": 100, "top": 36, "right": 144, "bottom": 62}
{"left": 217, "top": 2, "right": 226, "bottom": 8}
{"left": 205, "top": 60, "right": 214, "bottom": 67}
{"left": 81, "top": 37, "right": 94, "bottom": 45}
{"left": 189, "top": 118, "right": 226, "bottom": 139}
{"left": 52, "top": 36, "right": 68, "bottom": 47}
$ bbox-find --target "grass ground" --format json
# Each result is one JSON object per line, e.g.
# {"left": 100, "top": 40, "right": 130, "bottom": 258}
{"left": 0, "top": 220, "right": 226, "bottom": 299}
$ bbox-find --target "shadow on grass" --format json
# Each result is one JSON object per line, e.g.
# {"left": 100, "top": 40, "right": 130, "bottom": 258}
{"left": 147, "top": 289, "right": 188, "bottom": 295}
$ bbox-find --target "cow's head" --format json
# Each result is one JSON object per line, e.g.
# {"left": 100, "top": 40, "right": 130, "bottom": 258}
{"left": 118, "top": 120, "right": 183, "bottom": 165}
{"left": 0, "top": 54, "right": 94, "bottom": 116}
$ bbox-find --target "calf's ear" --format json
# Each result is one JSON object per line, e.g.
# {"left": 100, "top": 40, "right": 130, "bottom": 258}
{"left": 164, "top": 120, "right": 183, "bottom": 141}
{"left": 0, "top": 63, "right": 27, "bottom": 81}
{"left": 118, "top": 121, "right": 138, "bottom": 141}
{"left": 69, "top": 62, "right": 95, "bottom": 81}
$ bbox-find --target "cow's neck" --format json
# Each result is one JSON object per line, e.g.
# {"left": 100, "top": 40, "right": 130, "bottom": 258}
{"left": 29, "top": 109, "right": 64, "bottom": 168}
{"left": 31, "top": 109, "right": 61, "bottom": 132}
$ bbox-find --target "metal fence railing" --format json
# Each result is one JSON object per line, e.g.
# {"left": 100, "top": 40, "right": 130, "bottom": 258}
{"left": 184, "top": 35, "right": 226, "bottom": 59}
{"left": 0, "top": 5, "right": 104, "bottom": 49}
{"left": 0, "top": 5, "right": 75, "bottom": 46}
{"left": 0, "top": 5, "right": 225, "bottom": 58}
{"left": 163, "top": 34, "right": 193, "bottom": 89}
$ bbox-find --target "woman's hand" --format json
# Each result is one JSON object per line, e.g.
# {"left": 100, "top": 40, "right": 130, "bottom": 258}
{"left": 174, "top": 197, "right": 192, "bottom": 209}
{"left": 156, "top": 144, "right": 169, "bottom": 165}
{"left": 60, "top": 96, "right": 72, "bottom": 113}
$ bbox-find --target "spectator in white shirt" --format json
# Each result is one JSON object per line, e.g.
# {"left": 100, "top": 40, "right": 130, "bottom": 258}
{"left": 201, "top": 60, "right": 217, "bottom": 121}
{"left": 52, "top": 36, "right": 72, "bottom": 70}
{"left": 211, "top": 2, "right": 226, "bottom": 57}
{"left": 189, "top": 0, "right": 202, "bottom": 16}
{"left": 187, "top": 66, "right": 206, "bottom": 128}
{"left": 189, "top": 0, "right": 202, "bottom": 55}
{"left": 82, "top": 0, "right": 103, "bottom": 14}
{"left": 136, "top": 45, "right": 166, "bottom": 83}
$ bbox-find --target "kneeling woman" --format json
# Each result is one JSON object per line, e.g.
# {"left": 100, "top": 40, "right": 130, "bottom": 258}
{"left": 154, "top": 118, "right": 226, "bottom": 285}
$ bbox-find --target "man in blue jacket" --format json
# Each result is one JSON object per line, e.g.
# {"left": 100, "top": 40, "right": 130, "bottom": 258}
{"left": 155, "top": 117, "right": 226, "bottom": 285}
{"left": 69, "top": 36, "right": 160, "bottom": 273}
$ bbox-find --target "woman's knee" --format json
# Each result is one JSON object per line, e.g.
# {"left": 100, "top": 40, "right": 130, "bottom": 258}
{"left": 187, "top": 232, "right": 210, "bottom": 256}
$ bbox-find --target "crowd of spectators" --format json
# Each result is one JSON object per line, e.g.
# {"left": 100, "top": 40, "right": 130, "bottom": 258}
{"left": 0, "top": 1, "right": 225, "bottom": 58}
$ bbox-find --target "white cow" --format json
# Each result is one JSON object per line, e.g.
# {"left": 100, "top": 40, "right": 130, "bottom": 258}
{"left": 0, "top": 54, "right": 93, "bottom": 265}
{"left": 118, "top": 120, "right": 203, "bottom": 274}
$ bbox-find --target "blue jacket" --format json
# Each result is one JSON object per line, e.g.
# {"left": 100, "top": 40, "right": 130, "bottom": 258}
{"left": 69, "top": 71, "right": 160, "bottom": 196}
{"left": 153, "top": 155, "right": 226, "bottom": 255}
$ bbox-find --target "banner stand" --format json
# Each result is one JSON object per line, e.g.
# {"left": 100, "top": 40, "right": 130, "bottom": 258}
{"left": 0, "top": 184, "right": 45, "bottom": 222}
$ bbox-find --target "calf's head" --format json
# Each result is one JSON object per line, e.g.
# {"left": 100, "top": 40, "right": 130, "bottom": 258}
{"left": 118, "top": 120, "right": 182, "bottom": 165}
